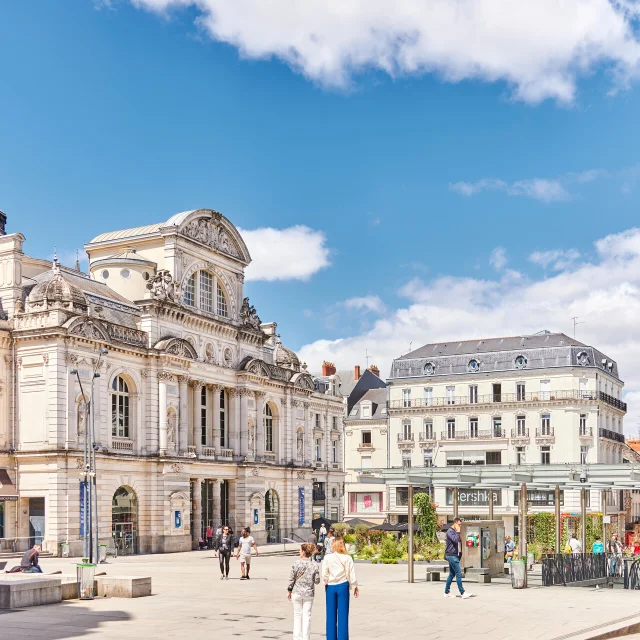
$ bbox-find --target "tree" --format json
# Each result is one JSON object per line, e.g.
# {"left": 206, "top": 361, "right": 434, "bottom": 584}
{"left": 414, "top": 493, "right": 438, "bottom": 543}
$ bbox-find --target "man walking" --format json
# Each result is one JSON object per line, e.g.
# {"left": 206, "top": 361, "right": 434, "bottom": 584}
{"left": 236, "top": 528, "right": 259, "bottom": 580}
{"left": 216, "top": 526, "right": 233, "bottom": 580}
{"left": 609, "top": 533, "right": 622, "bottom": 576}
{"left": 20, "top": 544, "right": 43, "bottom": 573}
{"left": 444, "top": 519, "right": 472, "bottom": 599}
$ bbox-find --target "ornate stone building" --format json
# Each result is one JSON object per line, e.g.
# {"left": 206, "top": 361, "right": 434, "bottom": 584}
{"left": 0, "top": 209, "right": 344, "bottom": 555}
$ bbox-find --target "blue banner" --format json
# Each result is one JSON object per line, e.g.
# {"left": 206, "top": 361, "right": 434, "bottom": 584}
{"left": 174, "top": 510, "right": 181, "bottom": 529}
{"left": 298, "top": 487, "right": 305, "bottom": 527}
{"left": 253, "top": 508, "right": 259, "bottom": 525}
{"left": 80, "top": 481, "right": 87, "bottom": 537}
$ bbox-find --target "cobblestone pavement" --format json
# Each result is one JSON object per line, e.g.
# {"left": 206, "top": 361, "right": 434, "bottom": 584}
{"left": 1, "top": 551, "right": 639, "bottom": 640}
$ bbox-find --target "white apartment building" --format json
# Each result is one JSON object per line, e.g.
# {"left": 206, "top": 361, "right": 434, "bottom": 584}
{"left": 387, "top": 331, "right": 630, "bottom": 535}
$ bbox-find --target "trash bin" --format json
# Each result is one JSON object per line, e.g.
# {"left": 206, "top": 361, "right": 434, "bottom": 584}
{"left": 511, "top": 560, "right": 527, "bottom": 589}
{"left": 77, "top": 562, "right": 96, "bottom": 600}
{"left": 99, "top": 544, "right": 107, "bottom": 563}
{"left": 527, "top": 552, "right": 534, "bottom": 570}
{"left": 60, "top": 543, "right": 69, "bottom": 558}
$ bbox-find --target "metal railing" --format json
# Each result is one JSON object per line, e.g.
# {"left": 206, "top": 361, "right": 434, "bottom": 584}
{"left": 541, "top": 553, "right": 607, "bottom": 586}
{"left": 579, "top": 427, "right": 593, "bottom": 437}
{"left": 390, "top": 389, "right": 602, "bottom": 409}
{"left": 397, "top": 433, "right": 414, "bottom": 442}
{"left": 358, "top": 442, "right": 374, "bottom": 448}
{"left": 536, "top": 427, "right": 555, "bottom": 438}
{"left": 511, "top": 428, "right": 530, "bottom": 438}
{"left": 599, "top": 428, "right": 625, "bottom": 444}
{"left": 440, "top": 428, "right": 506, "bottom": 441}
{"left": 418, "top": 432, "right": 436, "bottom": 442}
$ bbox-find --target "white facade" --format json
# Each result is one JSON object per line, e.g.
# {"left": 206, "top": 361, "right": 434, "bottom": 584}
{"left": 387, "top": 332, "right": 630, "bottom": 534}
{"left": 0, "top": 209, "right": 344, "bottom": 555}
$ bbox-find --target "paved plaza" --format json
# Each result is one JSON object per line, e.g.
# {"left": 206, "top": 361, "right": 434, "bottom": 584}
{"left": 2, "top": 551, "right": 640, "bottom": 640}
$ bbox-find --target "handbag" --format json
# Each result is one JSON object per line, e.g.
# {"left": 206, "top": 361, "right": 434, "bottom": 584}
{"left": 288, "top": 563, "right": 308, "bottom": 592}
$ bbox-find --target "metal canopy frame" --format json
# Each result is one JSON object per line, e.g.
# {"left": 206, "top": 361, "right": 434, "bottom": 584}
{"left": 359, "top": 463, "right": 640, "bottom": 586}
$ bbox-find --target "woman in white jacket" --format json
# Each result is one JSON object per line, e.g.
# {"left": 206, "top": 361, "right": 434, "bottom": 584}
{"left": 322, "top": 537, "right": 359, "bottom": 640}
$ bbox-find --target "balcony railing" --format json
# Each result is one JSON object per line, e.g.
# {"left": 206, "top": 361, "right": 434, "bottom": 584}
{"left": 599, "top": 428, "right": 625, "bottom": 444}
{"left": 218, "top": 448, "right": 234, "bottom": 459}
{"left": 358, "top": 442, "right": 374, "bottom": 449}
{"left": 511, "top": 428, "right": 530, "bottom": 439}
{"left": 440, "top": 428, "right": 506, "bottom": 441}
{"left": 391, "top": 389, "right": 602, "bottom": 410}
{"left": 112, "top": 437, "right": 134, "bottom": 452}
{"left": 599, "top": 391, "right": 627, "bottom": 412}
{"left": 264, "top": 452, "right": 277, "bottom": 462}
{"left": 536, "top": 427, "right": 555, "bottom": 438}
{"left": 202, "top": 447, "right": 216, "bottom": 458}
{"left": 579, "top": 427, "right": 593, "bottom": 437}
{"left": 187, "top": 446, "right": 197, "bottom": 455}
{"left": 418, "top": 432, "right": 436, "bottom": 443}
{"left": 397, "top": 433, "right": 415, "bottom": 442}
{"left": 313, "top": 491, "right": 326, "bottom": 502}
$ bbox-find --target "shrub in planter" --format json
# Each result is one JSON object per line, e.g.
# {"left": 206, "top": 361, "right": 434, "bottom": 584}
{"left": 333, "top": 522, "right": 351, "bottom": 537}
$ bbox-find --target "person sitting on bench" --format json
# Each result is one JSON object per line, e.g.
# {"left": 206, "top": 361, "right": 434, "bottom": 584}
{"left": 21, "top": 544, "right": 43, "bottom": 573}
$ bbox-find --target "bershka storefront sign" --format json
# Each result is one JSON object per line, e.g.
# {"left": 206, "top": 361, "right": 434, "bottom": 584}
{"left": 445, "top": 488, "right": 502, "bottom": 506}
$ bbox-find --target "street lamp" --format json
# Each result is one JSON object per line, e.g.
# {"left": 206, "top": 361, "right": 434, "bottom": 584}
{"left": 71, "top": 347, "right": 108, "bottom": 564}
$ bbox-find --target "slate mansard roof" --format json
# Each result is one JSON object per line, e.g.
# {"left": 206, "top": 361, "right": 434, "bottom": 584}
{"left": 390, "top": 332, "right": 621, "bottom": 381}
{"left": 346, "top": 388, "right": 388, "bottom": 421}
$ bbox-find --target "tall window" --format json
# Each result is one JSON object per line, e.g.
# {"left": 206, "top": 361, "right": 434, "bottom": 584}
{"left": 199, "top": 271, "right": 213, "bottom": 312}
{"left": 540, "top": 380, "right": 550, "bottom": 401}
{"left": 447, "top": 418, "right": 456, "bottom": 439}
{"left": 516, "top": 446, "right": 526, "bottom": 465}
{"left": 200, "top": 386, "right": 207, "bottom": 445}
{"left": 579, "top": 414, "right": 587, "bottom": 436}
{"left": 402, "top": 420, "right": 412, "bottom": 440}
{"left": 541, "top": 446, "right": 551, "bottom": 465}
{"left": 402, "top": 453, "right": 411, "bottom": 469}
{"left": 402, "top": 389, "right": 411, "bottom": 408}
{"left": 332, "top": 439, "right": 337, "bottom": 463}
{"left": 265, "top": 404, "right": 274, "bottom": 452}
{"left": 446, "top": 386, "right": 455, "bottom": 405}
{"left": 492, "top": 416, "right": 502, "bottom": 437}
{"left": 516, "top": 415, "right": 526, "bottom": 436}
{"left": 469, "top": 417, "right": 478, "bottom": 438}
{"left": 580, "top": 445, "right": 589, "bottom": 464}
{"left": 216, "top": 282, "right": 228, "bottom": 317}
{"left": 424, "top": 450, "right": 433, "bottom": 467}
{"left": 541, "top": 414, "right": 551, "bottom": 436}
{"left": 517, "top": 383, "right": 526, "bottom": 401}
{"left": 424, "top": 419, "right": 433, "bottom": 440}
{"left": 183, "top": 274, "right": 195, "bottom": 307}
{"left": 219, "top": 390, "right": 226, "bottom": 448}
{"left": 333, "top": 416, "right": 338, "bottom": 430}
{"left": 469, "top": 385, "right": 478, "bottom": 404}
{"left": 361, "top": 431, "right": 372, "bottom": 445}
{"left": 315, "top": 438, "right": 322, "bottom": 462}
{"left": 424, "top": 387, "right": 433, "bottom": 405}
{"left": 111, "top": 376, "right": 130, "bottom": 438}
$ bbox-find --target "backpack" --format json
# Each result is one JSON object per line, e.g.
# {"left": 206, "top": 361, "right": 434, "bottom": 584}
{"left": 564, "top": 543, "right": 572, "bottom": 554}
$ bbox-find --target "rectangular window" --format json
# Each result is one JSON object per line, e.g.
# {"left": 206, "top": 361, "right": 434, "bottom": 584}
{"left": 514, "top": 490, "right": 564, "bottom": 506}
{"left": 361, "top": 431, "right": 372, "bottom": 445}
{"left": 183, "top": 274, "right": 195, "bottom": 307}
{"left": 201, "top": 386, "right": 207, "bottom": 445}
{"left": 361, "top": 405, "right": 371, "bottom": 419}
{"left": 492, "top": 383, "right": 502, "bottom": 403}
{"left": 541, "top": 414, "right": 551, "bottom": 436}
{"left": 486, "top": 451, "right": 501, "bottom": 465}
{"left": 216, "top": 282, "right": 228, "bottom": 317}
{"left": 492, "top": 416, "right": 503, "bottom": 438}
{"left": 579, "top": 414, "right": 588, "bottom": 436}
{"left": 579, "top": 378, "right": 589, "bottom": 398}
{"left": 446, "top": 386, "right": 455, "bottom": 405}
{"left": 402, "top": 453, "right": 411, "bottom": 470}
{"left": 540, "top": 380, "right": 550, "bottom": 401}
{"left": 315, "top": 413, "right": 321, "bottom": 429}
{"left": 361, "top": 456, "right": 372, "bottom": 469}
{"left": 447, "top": 418, "right": 455, "bottom": 439}
{"left": 332, "top": 440, "right": 338, "bottom": 463}
{"left": 349, "top": 491, "right": 382, "bottom": 512}
{"left": 402, "top": 389, "right": 411, "bottom": 408}
{"left": 469, "top": 417, "right": 479, "bottom": 438}
{"left": 402, "top": 421, "right": 412, "bottom": 439}
{"left": 541, "top": 445, "right": 551, "bottom": 465}
{"left": 469, "top": 385, "right": 478, "bottom": 404}
{"left": 423, "top": 419, "right": 433, "bottom": 440}
{"left": 424, "top": 451, "right": 433, "bottom": 467}
{"left": 424, "top": 387, "right": 433, "bottom": 405}
{"left": 265, "top": 412, "right": 273, "bottom": 453}
{"left": 333, "top": 416, "right": 338, "bottom": 430}
{"left": 580, "top": 445, "right": 589, "bottom": 464}
{"left": 199, "top": 271, "right": 213, "bottom": 312}
{"left": 446, "top": 455, "right": 463, "bottom": 466}
{"left": 219, "top": 391, "right": 226, "bottom": 448}
{"left": 315, "top": 438, "right": 322, "bottom": 462}
{"left": 516, "top": 446, "right": 526, "bottom": 465}
{"left": 517, "top": 382, "right": 526, "bottom": 401}
{"left": 516, "top": 415, "right": 526, "bottom": 436}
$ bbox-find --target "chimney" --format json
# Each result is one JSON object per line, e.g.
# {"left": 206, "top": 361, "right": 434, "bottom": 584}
{"left": 322, "top": 361, "right": 336, "bottom": 376}
{"left": 369, "top": 364, "right": 380, "bottom": 377}
{"left": 354, "top": 365, "right": 361, "bottom": 380}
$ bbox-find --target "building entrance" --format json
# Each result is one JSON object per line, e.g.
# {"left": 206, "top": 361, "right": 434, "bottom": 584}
{"left": 112, "top": 486, "right": 138, "bottom": 555}
{"left": 265, "top": 489, "right": 280, "bottom": 543}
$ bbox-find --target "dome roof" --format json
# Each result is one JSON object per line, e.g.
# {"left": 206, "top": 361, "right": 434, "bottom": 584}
{"left": 26, "top": 262, "right": 88, "bottom": 312}
{"left": 274, "top": 336, "right": 300, "bottom": 372}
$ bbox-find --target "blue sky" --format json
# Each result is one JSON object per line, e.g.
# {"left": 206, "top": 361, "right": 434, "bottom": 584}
{"left": 3, "top": 1, "right": 640, "bottom": 426}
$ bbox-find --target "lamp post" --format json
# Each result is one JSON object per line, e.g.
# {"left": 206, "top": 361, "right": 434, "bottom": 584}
{"left": 71, "top": 347, "right": 108, "bottom": 564}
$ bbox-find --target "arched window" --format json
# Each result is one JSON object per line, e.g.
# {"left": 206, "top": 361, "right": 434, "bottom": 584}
{"left": 201, "top": 386, "right": 208, "bottom": 445}
{"left": 183, "top": 274, "right": 195, "bottom": 307}
{"left": 217, "top": 282, "right": 228, "bottom": 317}
{"left": 199, "top": 271, "right": 213, "bottom": 313}
{"left": 219, "top": 389, "right": 226, "bottom": 448}
{"left": 112, "top": 376, "right": 130, "bottom": 438}
{"left": 264, "top": 404, "right": 274, "bottom": 452}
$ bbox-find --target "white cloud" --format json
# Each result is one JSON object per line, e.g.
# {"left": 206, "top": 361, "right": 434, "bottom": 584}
{"left": 529, "top": 249, "right": 581, "bottom": 270}
{"left": 450, "top": 177, "right": 572, "bottom": 203}
{"left": 299, "top": 226, "right": 640, "bottom": 434}
{"left": 343, "top": 295, "right": 386, "bottom": 314}
{"left": 128, "top": 0, "right": 640, "bottom": 104}
{"left": 240, "top": 225, "right": 330, "bottom": 281}
{"left": 490, "top": 247, "right": 508, "bottom": 271}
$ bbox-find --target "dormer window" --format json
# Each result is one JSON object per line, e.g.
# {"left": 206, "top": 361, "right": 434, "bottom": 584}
{"left": 361, "top": 404, "right": 371, "bottom": 419}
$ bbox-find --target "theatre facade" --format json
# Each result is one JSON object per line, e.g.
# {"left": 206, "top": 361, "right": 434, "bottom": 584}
{"left": 0, "top": 209, "right": 344, "bottom": 555}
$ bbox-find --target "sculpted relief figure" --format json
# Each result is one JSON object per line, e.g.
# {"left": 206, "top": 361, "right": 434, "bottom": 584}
{"left": 167, "top": 410, "right": 176, "bottom": 446}
{"left": 297, "top": 430, "right": 304, "bottom": 460}
{"left": 146, "top": 269, "right": 179, "bottom": 302}
{"left": 180, "top": 216, "right": 240, "bottom": 258}
{"left": 240, "top": 297, "right": 262, "bottom": 331}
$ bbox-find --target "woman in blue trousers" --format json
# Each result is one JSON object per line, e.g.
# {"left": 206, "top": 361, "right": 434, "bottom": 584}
{"left": 322, "top": 537, "right": 359, "bottom": 640}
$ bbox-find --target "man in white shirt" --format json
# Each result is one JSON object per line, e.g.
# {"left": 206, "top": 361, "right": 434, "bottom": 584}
{"left": 569, "top": 534, "right": 582, "bottom": 554}
{"left": 236, "top": 528, "right": 259, "bottom": 580}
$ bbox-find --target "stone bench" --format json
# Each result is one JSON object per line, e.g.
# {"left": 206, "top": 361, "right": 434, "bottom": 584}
{"left": 0, "top": 576, "right": 62, "bottom": 609}
{"left": 60, "top": 576, "right": 100, "bottom": 601}
{"left": 425, "top": 565, "right": 448, "bottom": 582}
{"left": 96, "top": 576, "right": 151, "bottom": 598}
{"left": 465, "top": 568, "right": 491, "bottom": 584}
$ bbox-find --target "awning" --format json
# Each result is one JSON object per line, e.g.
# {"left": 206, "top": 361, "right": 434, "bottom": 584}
{"left": 0, "top": 469, "right": 18, "bottom": 501}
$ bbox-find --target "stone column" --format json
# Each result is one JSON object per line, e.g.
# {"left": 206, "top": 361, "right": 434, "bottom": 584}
{"left": 229, "top": 389, "right": 240, "bottom": 456}
{"left": 192, "top": 380, "right": 203, "bottom": 455}
{"left": 286, "top": 393, "right": 293, "bottom": 463}
{"left": 239, "top": 390, "right": 249, "bottom": 458}
{"left": 206, "top": 384, "right": 214, "bottom": 449}
{"left": 212, "top": 479, "right": 221, "bottom": 529}
{"left": 212, "top": 385, "right": 221, "bottom": 452}
{"left": 192, "top": 478, "right": 203, "bottom": 548}
{"left": 255, "top": 391, "right": 265, "bottom": 461}
{"left": 178, "top": 376, "right": 189, "bottom": 454}
{"left": 304, "top": 402, "right": 313, "bottom": 466}
{"left": 158, "top": 373, "right": 169, "bottom": 455}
